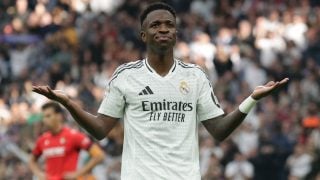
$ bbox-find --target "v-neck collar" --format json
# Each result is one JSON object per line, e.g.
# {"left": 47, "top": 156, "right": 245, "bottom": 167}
{"left": 145, "top": 58, "right": 177, "bottom": 79}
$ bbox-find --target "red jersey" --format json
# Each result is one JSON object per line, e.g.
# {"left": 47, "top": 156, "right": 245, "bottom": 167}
{"left": 32, "top": 126, "right": 92, "bottom": 180}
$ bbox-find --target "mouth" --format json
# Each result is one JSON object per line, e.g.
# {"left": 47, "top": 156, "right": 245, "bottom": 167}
{"left": 155, "top": 35, "right": 171, "bottom": 41}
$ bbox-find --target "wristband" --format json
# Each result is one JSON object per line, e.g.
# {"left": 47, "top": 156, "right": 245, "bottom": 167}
{"left": 239, "top": 96, "right": 257, "bottom": 114}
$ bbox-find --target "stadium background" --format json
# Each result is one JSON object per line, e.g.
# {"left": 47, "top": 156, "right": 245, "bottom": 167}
{"left": 0, "top": 0, "right": 320, "bottom": 179}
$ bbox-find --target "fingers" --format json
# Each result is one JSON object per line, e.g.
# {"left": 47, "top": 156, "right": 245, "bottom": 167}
{"left": 46, "top": 86, "right": 54, "bottom": 95}
{"left": 32, "top": 85, "right": 45, "bottom": 91}
{"left": 32, "top": 85, "right": 53, "bottom": 97}
{"left": 268, "top": 78, "right": 289, "bottom": 92}
{"left": 279, "top": 78, "right": 289, "bottom": 84}
{"left": 265, "top": 78, "right": 289, "bottom": 88}
{"left": 32, "top": 86, "right": 43, "bottom": 93}
{"left": 265, "top": 82, "right": 279, "bottom": 91}
{"left": 31, "top": 85, "right": 39, "bottom": 92}
{"left": 271, "top": 82, "right": 280, "bottom": 89}
{"left": 265, "top": 81, "right": 275, "bottom": 86}
{"left": 273, "top": 78, "right": 289, "bottom": 88}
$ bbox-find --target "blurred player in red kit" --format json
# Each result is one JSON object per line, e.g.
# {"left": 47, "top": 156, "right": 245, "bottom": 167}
{"left": 28, "top": 102, "right": 105, "bottom": 180}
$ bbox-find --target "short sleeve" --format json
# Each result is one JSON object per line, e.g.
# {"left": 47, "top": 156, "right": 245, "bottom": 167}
{"left": 32, "top": 138, "right": 43, "bottom": 158}
{"left": 73, "top": 130, "right": 92, "bottom": 150}
{"left": 197, "top": 73, "right": 224, "bottom": 121}
{"left": 98, "top": 74, "right": 126, "bottom": 118}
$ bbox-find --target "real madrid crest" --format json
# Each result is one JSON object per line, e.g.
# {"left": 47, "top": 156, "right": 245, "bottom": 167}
{"left": 60, "top": 137, "right": 66, "bottom": 144}
{"left": 179, "top": 80, "right": 190, "bottom": 95}
{"left": 45, "top": 140, "right": 50, "bottom": 146}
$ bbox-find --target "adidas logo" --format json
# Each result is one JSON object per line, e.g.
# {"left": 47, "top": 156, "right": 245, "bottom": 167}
{"left": 138, "top": 86, "right": 154, "bottom": 95}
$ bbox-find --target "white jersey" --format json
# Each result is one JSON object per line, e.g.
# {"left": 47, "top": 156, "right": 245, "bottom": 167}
{"left": 98, "top": 59, "right": 224, "bottom": 180}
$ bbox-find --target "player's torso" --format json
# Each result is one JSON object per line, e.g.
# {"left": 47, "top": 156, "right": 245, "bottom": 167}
{"left": 42, "top": 132, "right": 74, "bottom": 159}
{"left": 40, "top": 128, "right": 79, "bottom": 174}
{"left": 118, "top": 60, "right": 203, "bottom": 180}
{"left": 122, "top": 62, "right": 198, "bottom": 174}
{"left": 122, "top": 60, "right": 200, "bottom": 134}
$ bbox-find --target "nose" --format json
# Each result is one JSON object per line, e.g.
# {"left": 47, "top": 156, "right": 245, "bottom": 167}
{"left": 158, "top": 24, "right": 169, "bottom": 33}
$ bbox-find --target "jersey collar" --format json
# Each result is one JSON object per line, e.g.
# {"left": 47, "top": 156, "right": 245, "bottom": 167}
{"left": 49, "top": 126, "right": 66, "bottom": 136}
{"left": 145, "top": 58, "right": 177, "bottom": 78}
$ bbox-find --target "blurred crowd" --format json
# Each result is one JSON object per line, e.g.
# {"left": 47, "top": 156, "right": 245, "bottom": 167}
{"left": 0, "top": 0, "right": 320, "bottom": 179}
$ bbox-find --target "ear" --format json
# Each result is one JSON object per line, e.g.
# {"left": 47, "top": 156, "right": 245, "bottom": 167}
{"left": 140, "top": 31, "right": 146, "bottom": 43}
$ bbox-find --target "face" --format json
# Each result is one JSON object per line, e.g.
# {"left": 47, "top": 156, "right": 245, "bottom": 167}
{"left": 42, "top": 107, "right": 62, "bottom": 131}
{"left": 141, "top": 9, "right": 177, "bottom": 53}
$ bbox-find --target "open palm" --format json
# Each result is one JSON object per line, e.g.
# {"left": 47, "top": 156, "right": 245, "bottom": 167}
{"left": 32, "top": 85, "right": 69, "bottom": 104}
{"left": 251, "top": 78, "right": 289, "bottom": 100}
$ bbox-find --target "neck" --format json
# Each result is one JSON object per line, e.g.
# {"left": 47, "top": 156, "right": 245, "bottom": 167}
{"left": 147, "top": 48, "right": 174, "bottom": 76}
{"left": 51, "top": 124, "right": 63, "bottom": 135}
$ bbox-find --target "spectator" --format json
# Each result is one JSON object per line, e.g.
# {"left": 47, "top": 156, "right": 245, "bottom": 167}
{"left": 225, "top": 151, "right": 254, "bottom": 180}
{"left": 286, "top": 143, "right": 312, "bottom": 180}
{"left": 0, "top": 0, "right": 319, "bottom": 179}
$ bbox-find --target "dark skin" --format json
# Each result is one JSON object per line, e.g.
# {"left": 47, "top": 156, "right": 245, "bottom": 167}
{"left": 140, "top": 10, "right": 177, "bottom": 76}
{"left": 32, "top": 9, "right": 289, "bottom": 141}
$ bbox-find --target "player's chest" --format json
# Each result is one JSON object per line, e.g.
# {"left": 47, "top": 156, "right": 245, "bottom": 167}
{"left": 41, "top": 136, "right": 73, "bottom": 158}
{"left": 124, "top": 75, "right": 198, "bottom": 104}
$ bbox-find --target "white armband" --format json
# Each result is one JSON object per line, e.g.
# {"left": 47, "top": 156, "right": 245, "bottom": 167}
{"left": 239, "top": 96, "right": 257, "bottom": 114}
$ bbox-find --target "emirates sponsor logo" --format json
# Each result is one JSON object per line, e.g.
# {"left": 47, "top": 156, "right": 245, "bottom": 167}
{"left": 43, "top": 147, "right": 65, "bottom": 158}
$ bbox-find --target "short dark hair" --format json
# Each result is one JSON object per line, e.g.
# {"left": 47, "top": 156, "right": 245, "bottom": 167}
{"left": 42, "top": 102, "right": 63, "bottom": 114}
{"left": 140, "top": 2, "right": 176, "bottom": 26}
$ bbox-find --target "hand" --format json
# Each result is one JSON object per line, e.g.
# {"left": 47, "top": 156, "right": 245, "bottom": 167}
{"left": 32, "top": 85, "right": 69, "bottom": 104}
{"left": 63, "top": 172, "right": 79, "bottom": 180}
{"left": 251, "top": 78, "right": 289, "bottom": 100}
{"left": 36, "top": 172, "right": 46, "bottom": 180}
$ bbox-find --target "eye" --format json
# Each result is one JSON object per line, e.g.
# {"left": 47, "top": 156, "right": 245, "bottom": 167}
{"left": 150, "top": 23, "right": 159, "bottom": 28}
{"left": 167, "top": 22, "right": 175, "bottom": 28}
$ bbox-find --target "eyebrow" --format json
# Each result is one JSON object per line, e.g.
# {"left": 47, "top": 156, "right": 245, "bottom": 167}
{"left": 149, "top": 19, "right": 175, "bottom": 25}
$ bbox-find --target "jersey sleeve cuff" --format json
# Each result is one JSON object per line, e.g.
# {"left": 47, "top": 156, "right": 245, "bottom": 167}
{"left": 97, "top": 109, "right": 123, "bottom": 119}
{"left": 198, "top": 109, "right": 224, "bottom": 122}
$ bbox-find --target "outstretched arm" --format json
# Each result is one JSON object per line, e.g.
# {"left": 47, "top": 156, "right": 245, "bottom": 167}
{"left": 32, "top": 86, "right": 118, "bottom": 140}
{"left": 202, "top": 78, "right": 289, "bottom": 142}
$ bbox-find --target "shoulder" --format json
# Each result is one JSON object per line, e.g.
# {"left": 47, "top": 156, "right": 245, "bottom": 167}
{"left": 114, "top": 60, "right": 144, "bottom": 74}
{"left": 109, "top": 59, "right": 144, "bottom": 84}
{"left": 41, "top": 132, "right": 51, "bottom": 139}
{"left": 65, "top": 127, "right": 91, "bottom": 145}
{"left": 64, "top": 127, "right": 89, "bottom": 139}
{"left": 36, "top": 132, "right": 51, "bottom": 143}
{"left": 176, "top": 59, "right": 208, "bottom": 78}
{"left": 64, "top": 127, "right": 81, "bottom": 135}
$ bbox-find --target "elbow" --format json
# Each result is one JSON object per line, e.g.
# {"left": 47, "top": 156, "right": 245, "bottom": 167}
{"left": 28, "top": 155, "right": 35, "bottom": 165}
{"left": 89, "top": 144, "right": 106, "bottom": 164}
{"left": 92, "top": 153, "right": 105, "bottom": 164}
{"left": 213, "top": 133, "right": 229, "bottom": 143}
{"left": 87, "top": 130, "right": 105, "bottom": 140}
{"left": 214, "top": 136, "right": 225, "bottom": 143}
{"left": 93, "top": 133, "right": 106, "bottom": 141}
{"left": 27, "top": 160, "right": 33, "bottom": 168}
{"left": 97, "top": 153, "right": 105, "bottom": 163}
{"left": 28, "top": 156, "right": 37, "bottom": 171}
{"left": 89, "top": 128, "right": 107, "bottom": 140}
{"left": 209, "top": 127, "right": 232, "bottom": 142}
